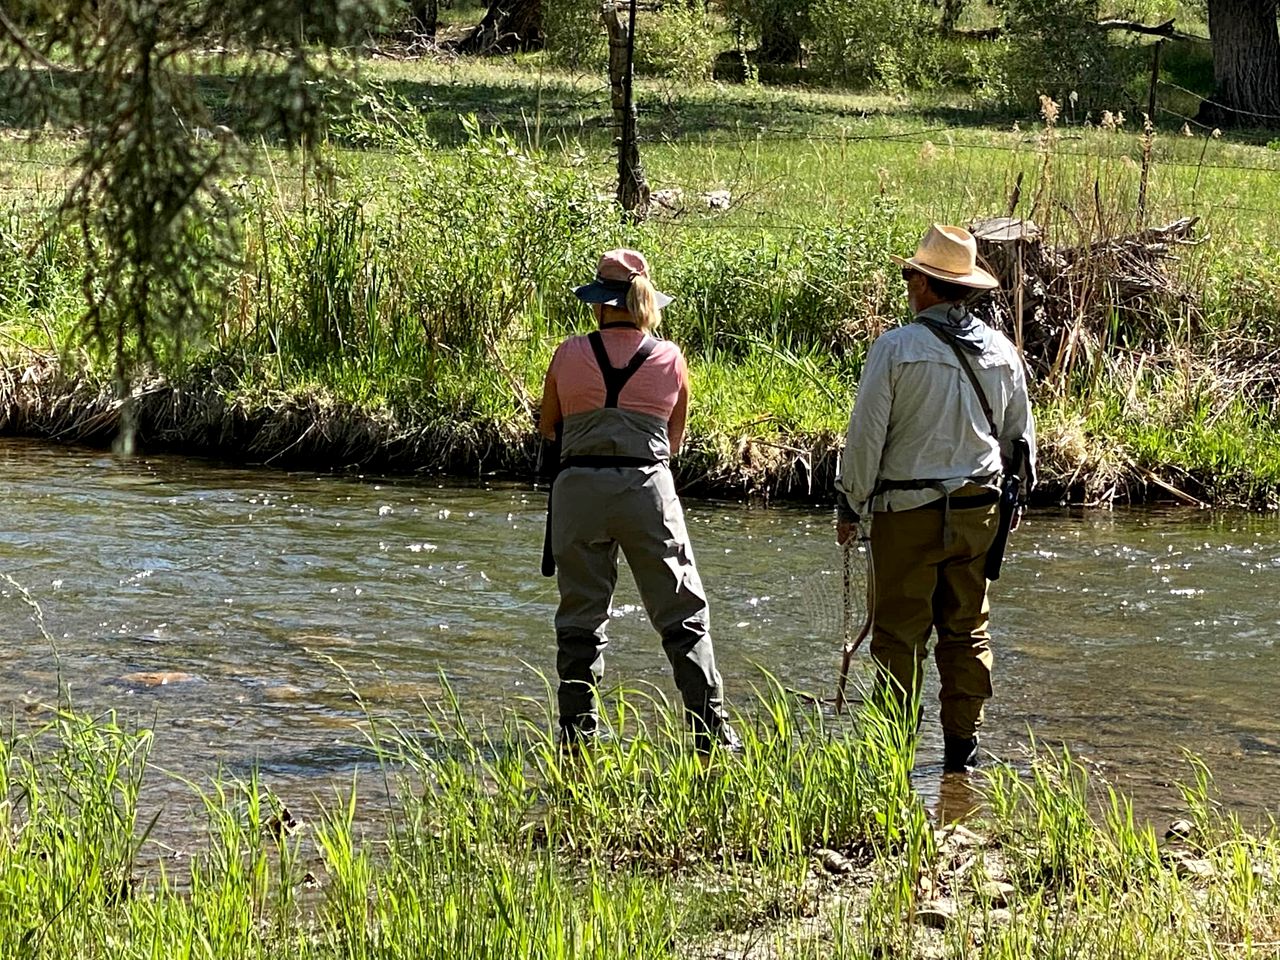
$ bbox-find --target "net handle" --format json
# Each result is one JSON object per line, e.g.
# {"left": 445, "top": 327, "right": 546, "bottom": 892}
{"left": 835, "top": 536, "right": 874, "bottom": 715}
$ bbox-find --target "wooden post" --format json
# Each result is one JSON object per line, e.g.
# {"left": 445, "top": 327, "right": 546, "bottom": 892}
{"left": 972, "top": 217, "right": 1041, "bottom": 356}
{"left": 1002, "top": 178, "right": 1025, "bottom": 353}
{"left": 1137, "top": 41, "right": 1162, "bottom": 228}
{"left": 604, "top": 0, "right": 649, "bottom": 216}
{"left": 1147, "top": 39, "right": 1163, "bottom": 125}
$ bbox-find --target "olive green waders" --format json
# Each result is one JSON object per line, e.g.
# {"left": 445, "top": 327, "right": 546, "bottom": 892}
{"left": 869, "top": 490, "right": 999, "bottom": 739}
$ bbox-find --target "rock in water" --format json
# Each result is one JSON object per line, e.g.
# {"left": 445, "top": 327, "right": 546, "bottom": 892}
{"left": 815, "top": 848, "right": 854, "bottom": 875}
{"left": 118, "top": 671, "right": 198, "bottom": 688}
{"left": 1174, "top": 857, "right": 1215, "bottom": 880}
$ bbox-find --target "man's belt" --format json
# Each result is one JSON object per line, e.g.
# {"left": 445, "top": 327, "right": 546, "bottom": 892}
{"left": 873, "top": 477, "right": 1000, "bottom": 548}
{"left": 921, "top": 489, "right": 1000, "bottom": 510}
{"left": 561, "top": 455, "right": 660, "bottom": 469}
{"left": 876, "top": 473, "right": 997, "bottom": 493}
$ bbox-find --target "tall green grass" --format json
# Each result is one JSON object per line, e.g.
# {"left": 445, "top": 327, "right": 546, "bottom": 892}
{"left": 2, "top": 686, "right": 1279, "bottom": 958}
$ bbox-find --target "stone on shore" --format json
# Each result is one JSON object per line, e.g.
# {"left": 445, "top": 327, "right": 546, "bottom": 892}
{"left": 915, "top": 899, "right": 958, "bottom": 929}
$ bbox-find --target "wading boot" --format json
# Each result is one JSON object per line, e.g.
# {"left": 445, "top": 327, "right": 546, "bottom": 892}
{"left": 558, "top": 716, "right": 608, "bottom": 753}
{"left": 717, "top": 722, "right": 744, "bottom": 756}
{"left": 694, "top": 719, "right": 743, "bottom": 760}
{"left": 942, "top": 734, "right": 980, "bottom": 774}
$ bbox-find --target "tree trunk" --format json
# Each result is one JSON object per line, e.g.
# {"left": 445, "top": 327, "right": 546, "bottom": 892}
{"left": 1200, "top": 0, "right": 1280, "bottom": 126}
{"left": 409, "top": 0, "right": 438, "bottom": 40}
{"left": 456, "top": 0, "right": 543, "bottom": 53}
{"left": 758, "top": 7, "right": 801, "bottom": 65}
{"left": 940, "top": 0, "right": 965, "bottom": 34}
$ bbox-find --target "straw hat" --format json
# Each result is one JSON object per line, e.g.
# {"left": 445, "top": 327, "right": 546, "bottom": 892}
{"left": 890, "top": 224, "right": 999, "bottom": 291}
{"left": 573, "top": 248, "right": 673, "bottom": 309}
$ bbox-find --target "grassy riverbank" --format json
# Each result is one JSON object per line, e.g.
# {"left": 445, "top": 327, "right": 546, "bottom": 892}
{"left": 2, "top": 58, "right": 1279, "bottom": 506}
{"left": 4, "top": 690, "right": 1278, "bottom": 959}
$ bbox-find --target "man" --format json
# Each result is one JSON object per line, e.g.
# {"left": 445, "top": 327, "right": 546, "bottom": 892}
{"left": 836, "top": 223, "right": 1036, "bottom": 773}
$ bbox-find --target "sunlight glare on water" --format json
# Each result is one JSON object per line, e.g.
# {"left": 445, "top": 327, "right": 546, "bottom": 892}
{"left": 1, "top": 438, "right": 1278, "bottom": 830}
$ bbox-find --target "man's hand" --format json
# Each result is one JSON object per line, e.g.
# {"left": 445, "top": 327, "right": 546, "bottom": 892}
{"left": 1010, "top": 505, "right": 1024, "bottom": 533}
{"left": 836, "top": 497, "right": 861, "bottom": 545}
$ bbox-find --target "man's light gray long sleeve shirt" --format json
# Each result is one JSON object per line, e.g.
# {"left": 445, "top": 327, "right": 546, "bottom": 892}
{"left": 837, "top": 304, "right": 1037, "bottom": 517}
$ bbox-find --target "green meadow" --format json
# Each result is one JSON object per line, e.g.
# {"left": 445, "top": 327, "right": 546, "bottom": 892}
{"left": 3, "top": 55, "right": 1278, "bottom": 504}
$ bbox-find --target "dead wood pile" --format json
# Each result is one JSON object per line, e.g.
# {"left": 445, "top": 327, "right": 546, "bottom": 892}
{"left": 969, "top": 215, "right": 1202, "bottom": 377}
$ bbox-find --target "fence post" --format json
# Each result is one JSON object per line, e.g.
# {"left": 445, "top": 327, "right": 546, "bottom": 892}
{"left": 604, "top": 0, "right": 649, "bottom": 216}
{"left": 1147, "top": 39, "right": 1163, "bottom": 125}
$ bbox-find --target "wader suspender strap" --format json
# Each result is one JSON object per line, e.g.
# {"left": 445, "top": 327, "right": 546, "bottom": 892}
{"left": 587, "top": 331, "right": 657, "bottom": 408}
{"left": 921, "top": 322, "right": 1028, "bottom": 580}
{"left": 921, "top": 324, "right": 999, "bottom": 441}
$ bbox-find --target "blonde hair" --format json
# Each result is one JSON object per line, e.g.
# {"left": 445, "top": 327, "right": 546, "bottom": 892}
{"left": 626, "top": 273, "right": 662, "bottom": 332}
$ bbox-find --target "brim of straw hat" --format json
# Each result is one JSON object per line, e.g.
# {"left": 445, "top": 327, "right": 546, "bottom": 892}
{"left": 573, "top": 277, "right": 674, "bottom": 310}
{"left": 890, "top": 254, "right": 999, "bottom": 291}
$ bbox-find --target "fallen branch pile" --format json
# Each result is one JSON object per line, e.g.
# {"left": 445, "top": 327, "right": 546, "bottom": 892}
{"left": 971, "top": 215, "right": 1203, "bottom": 380}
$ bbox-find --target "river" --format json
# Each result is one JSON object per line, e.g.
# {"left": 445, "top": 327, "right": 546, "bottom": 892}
{"left": 1, "top": 438, "right": 1278, "bottom": 834}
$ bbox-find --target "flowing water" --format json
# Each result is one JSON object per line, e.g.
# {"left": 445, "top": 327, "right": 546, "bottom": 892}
{"left": 2, "top": 437, "right": 1278, "bottom": 839}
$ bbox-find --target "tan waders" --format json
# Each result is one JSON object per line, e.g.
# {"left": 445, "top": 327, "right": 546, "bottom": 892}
{"left": 868, "top": 487, "right": 999, "bottom": 740}
{"left": 550, "top": 328, "right": 732, "bottom": 752}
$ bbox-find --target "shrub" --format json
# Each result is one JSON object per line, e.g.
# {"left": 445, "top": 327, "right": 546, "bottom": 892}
{"left": 636, "top": 1, "right": 719, "bottom": 84}
{"left": 543, "top": 0, "right": 607, "bottom": 70}
{"left": 719, "top": 0, "right": 813, "bottom": 67}
{"left": 652, "top": 201, "right": 910, "bottom": 360}
{"left": 245, "top": 120, "right": 620, "bottom": 377}
{"left": 806, "top": 0, "right": 943, "bottom": 91}
{"left": 995, "top": 0, "right": 1145, "bottom": 113}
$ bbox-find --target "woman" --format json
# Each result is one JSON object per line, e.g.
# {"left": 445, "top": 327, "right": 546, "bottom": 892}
{"left": 538, "top": 248, "right": 737, "bottom": 754}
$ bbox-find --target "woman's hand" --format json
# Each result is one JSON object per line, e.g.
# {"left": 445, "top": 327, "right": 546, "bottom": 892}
{"left": 539, "top": 370, "right": 561, "bottom": 439}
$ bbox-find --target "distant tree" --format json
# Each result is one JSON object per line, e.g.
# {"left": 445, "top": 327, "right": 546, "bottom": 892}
{"left": 0, "top": 1, "right": 392, "bottom": 450}
{"left": 721, "top": 0, "right": 810, "bottom": 66}
{"left": 408, "top": 0, "right": 439, "bottom": 39}
{"left": 939, "top": 0, "right": 965, "bottom": 33}
{"left": 759, "top": 6, "right": 803, "bottom": 65}
{"left": 1201, "top": 0, "right": 1280, "bottom": 126}
{"left": 998, "top": 0, "right": 1119, "bottom": 111}
{"left": 456, "top": 0, "right": 544, "bottom": 53}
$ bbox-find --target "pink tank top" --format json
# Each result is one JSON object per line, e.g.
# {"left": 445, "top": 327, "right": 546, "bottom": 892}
{"left": 549, "top": 328, "right": 687, "bottom": 420}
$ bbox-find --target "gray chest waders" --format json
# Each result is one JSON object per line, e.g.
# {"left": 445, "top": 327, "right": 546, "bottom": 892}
{"left": 541, "top": 325, "right": 658, "bottom": 576}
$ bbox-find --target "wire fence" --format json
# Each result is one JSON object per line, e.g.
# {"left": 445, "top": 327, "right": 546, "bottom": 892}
{"left": 3, "top": 122, "right": 1275, "bottom": 174}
